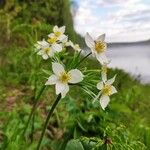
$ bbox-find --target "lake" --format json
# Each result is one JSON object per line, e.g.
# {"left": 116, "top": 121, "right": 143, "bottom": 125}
{"left": 107, "top": 43, "right": 150, "bottom": 84}
{"left": 85, "top": 42, "right": 150, "bottom": 84}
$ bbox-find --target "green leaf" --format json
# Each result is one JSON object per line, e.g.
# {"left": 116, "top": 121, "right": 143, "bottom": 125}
{"left": 99, "top": 144, "right": 107, "bottom": 150}
{"left": 65, "top": 139, "right": 85, "bottom": 150}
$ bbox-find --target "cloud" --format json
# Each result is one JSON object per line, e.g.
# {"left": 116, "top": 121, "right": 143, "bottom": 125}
{"left": 73, "top": 0, "right": 150, "bottom": 42}
{"left": 95, "top": 0, "right": 141, "bottom": 7}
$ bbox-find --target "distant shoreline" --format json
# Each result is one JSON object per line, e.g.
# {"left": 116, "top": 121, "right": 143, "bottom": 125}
{"left": 108, "top": 40, "right": 150, "bottom": 48}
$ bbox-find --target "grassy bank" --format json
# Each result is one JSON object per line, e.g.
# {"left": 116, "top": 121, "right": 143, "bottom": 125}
{"left": 0, "top": 30, "right": 150, "bottom": 149}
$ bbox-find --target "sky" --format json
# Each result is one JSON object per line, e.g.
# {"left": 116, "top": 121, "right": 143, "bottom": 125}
{"left": 73, "top": 0, "right": 150, "bottom": 42}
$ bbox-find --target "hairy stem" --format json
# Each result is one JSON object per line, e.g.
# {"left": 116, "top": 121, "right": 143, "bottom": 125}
{"left": 36, "top": 94, "right": 61, "bottom": 150}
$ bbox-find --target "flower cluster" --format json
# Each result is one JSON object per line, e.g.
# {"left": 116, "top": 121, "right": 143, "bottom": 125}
{"left": 85, "top": 33, "right": 117, "bottom": 110}
{"left": 35, "top": 26, "right": 81, "bottom": 60}
{"left": 35, "top": 26, "right": 83, "bottom": 97}
{"left": 35, "top": 25, "right": 117, "bottom": 110}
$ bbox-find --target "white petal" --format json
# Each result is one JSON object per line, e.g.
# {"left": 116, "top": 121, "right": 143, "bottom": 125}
{"left": 95, "top": 54, "right": 105, "bottom": 64}
{"left": 106, "top": 75, "right": 116, "bottom": 85}
{"left": 65, "top": 40, "right": 73, "bottom": 47}
{"left": 85, "top": 33, "right": 95, "bottom": 48}
{"left": 110, "top": 86, "right": 117, "bottom": 95}
{"left": 37, "top": 41, "right": 42, "bottom": 45}
{"left": 58, "top": 34, "right": 68, "bottom": 43}
{"left": 45, "top": 75, "right": 58, "bottom": 85}
{"left": 97, "top": 81, "right": 103, "bottom": 90}
{"left": 100, "top": 95, "right": 110, "bottom": 110}
{"left": 73, "top": 44, "right": 82, "bottom": 52}
{"left": 61, "top": 84, "right": 69, "bottom": 98}
{"left": 96, "top": 53, "right": 109, "bottom": 64}
{"left": 52, "top": 62, "right": 65, "bottom": 76}
{"left": 38, "top": 40, "right": 49, "bottom": 47}
{"left": 52, "top": 43, "right": 62, "bottom": 52}
{"left": 48, "top": 33, "right": 55, "bottom": 38}
{"left": 55, "top": 82, "right": 66, "bottom": 94}
{"left": 62, "top": 36, "right": 68, "bottom": 43}
{"left": 42, "top": 54, "right": 49, "bottom": 60}
{"left": 47, "top": 49, "right": 54, "bottom": 57}
{"left": 96, "top": 34, "right": 105, "bottom": 42}
{"left": 91, "top": 48, "right": 95, "bottom": 54}
{"left": 59, "top": 26, "right": 65, "bottom": 34}
{"left": 55, "top": 82, "right": 69, "bottom": 98}
{"left": 53, "top": 25, "right": 58, "bottom": 32}
{"left": 46, "top": 48, "right": 55, "bottom": 57}
{"left": 34, "top": 44, "right": 41, "bottom": 50}
{"left": 68, "top": 69, "right": 84, "bottom": 83}
{"left": 37, "top": 50, "right": 44, "bottom": 55}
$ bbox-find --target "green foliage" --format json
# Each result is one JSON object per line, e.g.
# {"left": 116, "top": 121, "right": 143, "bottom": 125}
{"left": 65, "top": 139, "right": 84, "bottom": 150}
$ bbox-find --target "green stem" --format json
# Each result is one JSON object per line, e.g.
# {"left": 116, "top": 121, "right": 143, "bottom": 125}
{"left": 22, "top": 85, "right": 46, "bottom": 137}
{"left": 75, "top": 52, "right": 92, "bottom": 68}
{"left": 30, "top": 76, "right": 38, "bottom": 142}
{"left": 31, "top": 113, "right": 35, "bottom": 142}
{"left": 55, "top": 109, "right": 60, "bottom": 127}
{"left": 36, "top": 94, "right": 61, "bottom": 150}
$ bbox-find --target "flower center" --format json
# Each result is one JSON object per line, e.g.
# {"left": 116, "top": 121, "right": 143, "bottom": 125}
{"left": 102, "top": 85, "right": 112, "bottom": 95}
{"left": 59, "top": 72, "right": 71, "bottom": 83}
{"left": 44, "top": 47, "right": 51, "bottom": 54}
{"left": 95, "top": 41, "right": 106, "bottom": 53}
{"left": 47, "top": 37, "right": 57, "bottom": 44}
{"left": 54, "top": 31, "right": 61, "bottom": 37}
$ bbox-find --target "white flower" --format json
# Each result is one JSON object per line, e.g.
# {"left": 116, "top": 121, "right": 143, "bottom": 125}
{"left": 47, "top": 26, "right": 69, "bottom": 53}
{"left": 35, "top": 40, "right": 47, "bottom": 51}
{"left": 65, "top": 40, "right": 73, "bottom": 47}
{"left": 96, "top": 75, "right": 117, "bottom": 110}
{"left": 48, "top": 25, "right": 67, "bottom": 43}
{"left": 85, "top": 33, "right": 108, "bottom": 64}
{"left": 66, "top": 40, "right": 82, "bottom": 52}
{"left": 34, "top": 43, "right": 41, "bottom": 51}
{"left": 47, "top": 35, "right": 63, "bottom": 53}
{"left": 72, "top": 43, "right": 82, "bottom": 52}
{"left": 45, "top": 62, "right": 84, "bottom": 98}
{"left": 36, "top": 40, "right": 55, "bottom": 60}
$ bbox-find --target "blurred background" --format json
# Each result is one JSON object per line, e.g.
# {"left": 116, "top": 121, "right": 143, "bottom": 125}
{"left": 0, "top": 0, "right": 150, "bottom": 149}
{"left": 73, "top": 0, "right": 150, "bottom": 83}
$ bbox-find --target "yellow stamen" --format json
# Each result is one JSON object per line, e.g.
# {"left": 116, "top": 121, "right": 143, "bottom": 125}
{"left": 59, "top": 72, "right": 71, "bottom": 83}
{"left": 102, "top": 85, "right": 112, "bottom": 96}
{"left": 47, "top": 37, "right": 57, "bottom": 44}
{"left": 44, "top": 47, "right": 51, "bottom": 54}
{"left": 54, "top": 31, "right": 61, "bottom": 37}
{"left": 95, "top": 41, "right": 106, "bottom": 53}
